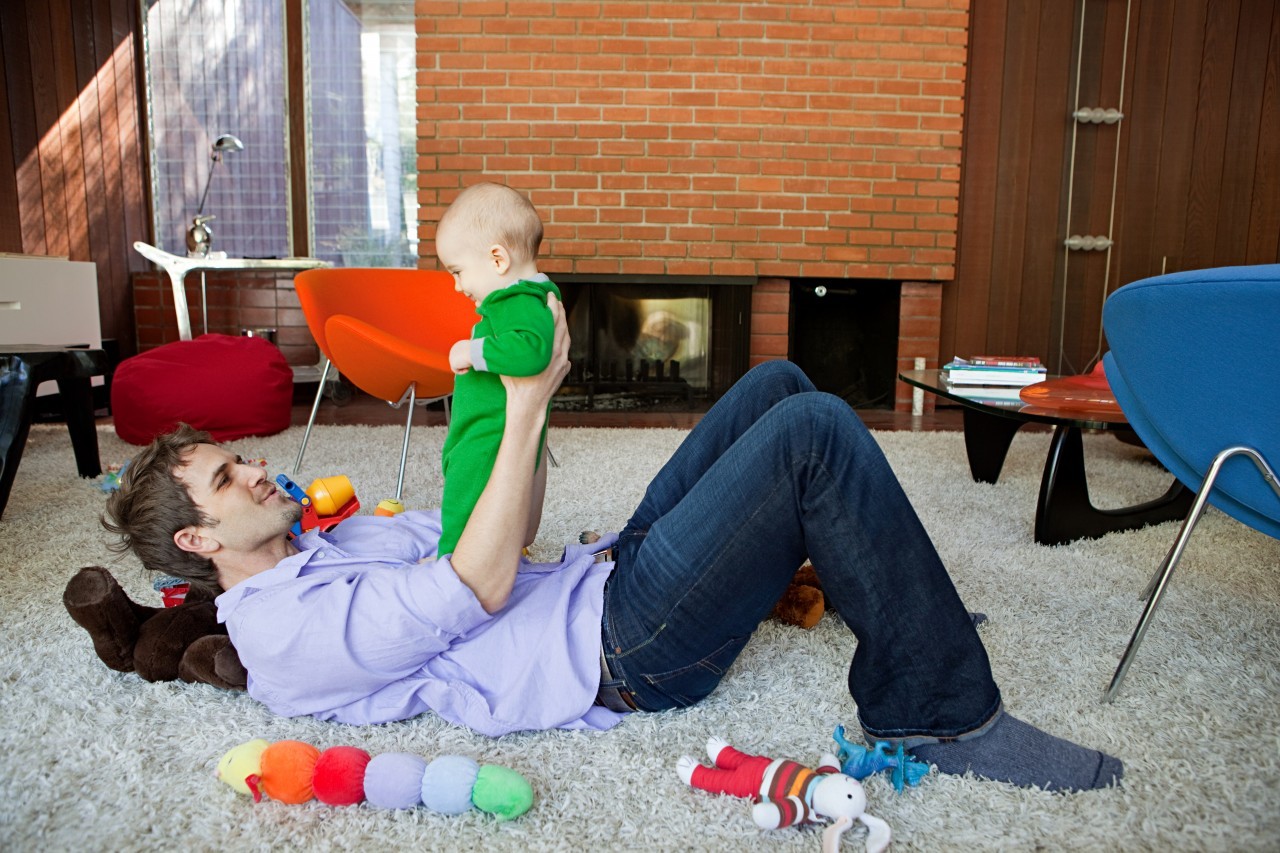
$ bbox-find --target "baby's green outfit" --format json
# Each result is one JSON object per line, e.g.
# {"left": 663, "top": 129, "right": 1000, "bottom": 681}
{"left": 438, "top": 275, "right": 562, "bottom": 556}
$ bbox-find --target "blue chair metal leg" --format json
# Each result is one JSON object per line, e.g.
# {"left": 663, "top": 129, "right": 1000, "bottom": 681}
{"left": 1104, "top": 445, "right": 1280, "bottom": 701}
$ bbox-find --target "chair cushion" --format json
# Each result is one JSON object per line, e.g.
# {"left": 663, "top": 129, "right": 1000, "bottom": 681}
{"left": 325, "top": 315, "right": 454, "bottom": 403}
{"left": 111, "top": 334, "right": 293, "bottom": 445}
{"left": 1102, "top": 264, "right": 1280, "bottom": 540}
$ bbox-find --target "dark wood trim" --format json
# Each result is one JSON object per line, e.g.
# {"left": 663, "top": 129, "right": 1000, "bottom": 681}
{"left": 286, "top": 0, "right": 308, "bottom": 257}
{"left": 0, "top": 7, "right": 21, "bottom": 252}
{"left": 4, "top": 2, "right": 46, "bottom": 254}
{"left": 1246, "top": 2, "right": 1280, "bottom": 260}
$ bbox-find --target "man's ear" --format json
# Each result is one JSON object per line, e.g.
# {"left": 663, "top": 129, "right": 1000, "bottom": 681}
{"left": 174, "top": 526, "right": 219, "bottom": 556}
{"left": 488, "top": 243, "right": 512, "bottom": 275}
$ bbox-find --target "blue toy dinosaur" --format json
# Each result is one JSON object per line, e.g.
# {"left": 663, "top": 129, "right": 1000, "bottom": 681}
{"left": 832, "top": 725, "right": 930, "bottom": 793}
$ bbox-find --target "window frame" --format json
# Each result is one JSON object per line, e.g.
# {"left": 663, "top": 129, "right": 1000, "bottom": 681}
{"left": 138, "top": 0, "right": 417, "bottom": 262}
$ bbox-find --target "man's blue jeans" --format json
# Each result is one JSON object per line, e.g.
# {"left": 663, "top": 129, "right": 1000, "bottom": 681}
{"left": 601, "top": 360, "right": 1003, "bottom": 741}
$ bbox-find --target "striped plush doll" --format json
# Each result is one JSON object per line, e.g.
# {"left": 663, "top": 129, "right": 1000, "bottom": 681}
{"left": 677, "top": 736, "right": 890, "bottom": 853}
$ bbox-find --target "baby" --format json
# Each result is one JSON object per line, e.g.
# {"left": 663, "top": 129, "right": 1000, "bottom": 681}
{"left": 435, "top": 182, "right": 561, "bottom": 556}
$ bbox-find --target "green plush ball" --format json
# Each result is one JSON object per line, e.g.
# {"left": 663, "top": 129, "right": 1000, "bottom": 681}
{"left": 470, "top": 764, "right": 534, "bottom": 821}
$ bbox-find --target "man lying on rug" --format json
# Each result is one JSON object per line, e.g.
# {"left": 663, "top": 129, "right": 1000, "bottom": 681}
{"left": 84, "top": 295, "right": 1121, "bottom": 794}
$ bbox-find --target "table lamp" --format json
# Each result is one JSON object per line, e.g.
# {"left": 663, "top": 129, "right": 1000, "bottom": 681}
{"left": 186, "top": 133, "right": 244, "bottom": 257}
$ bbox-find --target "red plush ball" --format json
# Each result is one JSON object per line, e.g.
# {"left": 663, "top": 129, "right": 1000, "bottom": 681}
{"left": 312, "top": 746, "right": 372, "bottom": 806}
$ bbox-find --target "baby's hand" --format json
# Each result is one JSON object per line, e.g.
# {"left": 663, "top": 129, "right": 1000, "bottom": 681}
{"left": 449, "top": 339, "right": 473, "bottom": 374}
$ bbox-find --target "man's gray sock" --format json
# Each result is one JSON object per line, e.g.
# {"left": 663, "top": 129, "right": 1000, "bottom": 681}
{"left": 909, "top": 712, "right": 1123, "bottom": 792}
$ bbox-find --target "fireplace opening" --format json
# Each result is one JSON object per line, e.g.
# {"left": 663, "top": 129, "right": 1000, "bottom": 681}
{"left": 790, "top": 279, "right": 900, "bottom": 410}
{"left": 554, "top": 277, "right": 751, "bottom": 411}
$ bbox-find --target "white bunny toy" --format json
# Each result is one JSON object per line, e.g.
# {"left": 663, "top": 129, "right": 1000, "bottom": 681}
{"left": 677, "top": 736, "right": 891, "bottom": 853}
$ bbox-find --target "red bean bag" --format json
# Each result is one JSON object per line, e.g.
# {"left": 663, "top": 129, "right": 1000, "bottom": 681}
{"left": 112, "top": 334, "right": 293, "bottom": 445}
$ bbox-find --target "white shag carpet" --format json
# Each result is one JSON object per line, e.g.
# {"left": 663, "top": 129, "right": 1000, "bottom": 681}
{"left": 2, "top": 422, "right": 1278, "bottom": 852}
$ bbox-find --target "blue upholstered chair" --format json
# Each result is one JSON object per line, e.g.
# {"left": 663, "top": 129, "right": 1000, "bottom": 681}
{"left": 1100, "top": 263, "right": 1280, "bottom": 700}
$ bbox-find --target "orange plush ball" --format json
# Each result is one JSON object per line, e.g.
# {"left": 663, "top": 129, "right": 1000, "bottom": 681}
{"left": 312, "top": 746, "right": 372, "bottom": 806}
{"left": 260, "top": 740, "right": 321, "bottom": 804}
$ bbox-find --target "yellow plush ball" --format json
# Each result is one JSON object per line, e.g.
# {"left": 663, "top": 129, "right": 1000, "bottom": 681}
{"left": 216, "top": 739, "right": 269, "bottom": 797}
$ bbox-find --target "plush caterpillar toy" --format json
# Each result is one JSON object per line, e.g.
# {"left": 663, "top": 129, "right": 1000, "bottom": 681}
{"left": 215, "top": 739, "right": 534, "bottom": 821}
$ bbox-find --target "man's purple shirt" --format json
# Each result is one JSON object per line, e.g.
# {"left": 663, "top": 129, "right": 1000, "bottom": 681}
{"left": 215, "top": 510, "right": 625, "bottom": 736}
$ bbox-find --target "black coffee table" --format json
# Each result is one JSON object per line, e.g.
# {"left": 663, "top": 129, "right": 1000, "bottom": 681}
{"left": 1, "top": 346, "right": 108, "bottom": 520}
{"left": 899, "top": 370, "right": 1192, "bottom": 545}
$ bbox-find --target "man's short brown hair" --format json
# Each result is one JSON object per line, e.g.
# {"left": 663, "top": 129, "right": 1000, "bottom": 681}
{"left": 102, "top": 423, "right": 222, "bottom": 593}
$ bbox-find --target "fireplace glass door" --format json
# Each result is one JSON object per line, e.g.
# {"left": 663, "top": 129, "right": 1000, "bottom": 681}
{"left": 556, "top": 281, "right": 747, "bottom": 411}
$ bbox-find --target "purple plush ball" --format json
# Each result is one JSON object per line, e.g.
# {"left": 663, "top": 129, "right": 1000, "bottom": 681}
{"left": 364, "top": 752, "right": 429, "bottom": 810}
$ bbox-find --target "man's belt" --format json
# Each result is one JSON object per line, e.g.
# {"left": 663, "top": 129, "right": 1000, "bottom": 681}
{"left": 594, "top": 644, "right": 638, "bottom": 712}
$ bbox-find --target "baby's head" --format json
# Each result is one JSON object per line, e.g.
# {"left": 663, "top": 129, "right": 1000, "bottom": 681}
{"left": 436, "top": 182, "right": 543, "bottom": 305}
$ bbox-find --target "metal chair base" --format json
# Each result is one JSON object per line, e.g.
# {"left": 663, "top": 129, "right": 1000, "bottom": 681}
{"left": 387, "top": 385, "right": 452, "bottom": 502}
{"left": 293, "top": 368, "right": 452, "bottom": 503}
{"left": 292, "top": 358, "right": 332, "bottom": 476}
{"left": 1103, "top": 445, "right": 1280, "bottom": 702}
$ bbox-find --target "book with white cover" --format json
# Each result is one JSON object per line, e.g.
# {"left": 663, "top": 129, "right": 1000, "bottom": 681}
{"left": 943, "top": 356, "right": 1046, "bottom": 387}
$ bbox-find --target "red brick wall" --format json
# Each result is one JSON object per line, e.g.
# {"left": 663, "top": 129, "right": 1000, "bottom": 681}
{"left": 416, "top": 0, "right": 967, "bottom": 411}
{"left": 417, "top": 0, "right": 966, "bottom": 281}
{"left": 748, "top": 278, "right": 790, "bottom": 368}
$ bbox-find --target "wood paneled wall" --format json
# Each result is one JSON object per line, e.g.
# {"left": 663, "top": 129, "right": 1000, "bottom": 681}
{"left": 0, "top": 0, "right": 150, "bottom": 358}
{"left": 946, "top": 0, "right": 1280, "bottom": 375}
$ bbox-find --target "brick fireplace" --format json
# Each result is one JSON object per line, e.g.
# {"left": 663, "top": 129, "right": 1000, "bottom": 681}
{"left": 415, "top": 0, "right": 966, "bottom": 412}
{"left": 131, "top": 0, "right": 965, "bottom": 414}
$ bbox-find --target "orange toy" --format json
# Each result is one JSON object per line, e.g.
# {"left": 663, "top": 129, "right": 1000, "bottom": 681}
{"left": 257, "top": 740, "right": 321, "bottom": 804}
{"left": 308, "top": 476, "right": 355, "bottom": 516}
{"left": 275, "top": 474, "right": 361, "bottom": 536}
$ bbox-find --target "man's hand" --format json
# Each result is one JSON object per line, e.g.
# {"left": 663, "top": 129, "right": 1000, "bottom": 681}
{"left": 449, "top": 339, "right": 473, "bottom": 374}
{"left": 501, "top": 293, "right": 570, "bottom": 417}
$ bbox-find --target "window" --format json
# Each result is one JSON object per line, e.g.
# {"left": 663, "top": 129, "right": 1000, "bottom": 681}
{"left": 307, "top": 1, "right": 418, "bottom": 265}
{"left": 141, "top": 0, "right": 417, "bottom": 265}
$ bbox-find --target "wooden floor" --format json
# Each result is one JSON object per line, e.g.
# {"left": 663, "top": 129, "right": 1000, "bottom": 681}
{"left": 291, "top": 388, "right": 969, "bottom": 431}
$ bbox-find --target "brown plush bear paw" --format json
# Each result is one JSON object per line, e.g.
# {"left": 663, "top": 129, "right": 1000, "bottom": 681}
{"left": 179, "top": 635, "right": 248, "bottom": 691}
{"left": 63, "top": 566, "right": 160, "bottom": 672}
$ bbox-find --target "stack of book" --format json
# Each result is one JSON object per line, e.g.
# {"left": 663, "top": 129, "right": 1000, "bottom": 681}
{"left": 942, "top": 356, "right": 1047, "bottom": 391}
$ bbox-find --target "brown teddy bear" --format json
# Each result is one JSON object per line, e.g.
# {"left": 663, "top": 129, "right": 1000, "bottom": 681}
{"left": 63, "top": 566, "right": 246, "bottom": 690}
{"left": 770, "top": 562, "right": 828, "bottom": 629}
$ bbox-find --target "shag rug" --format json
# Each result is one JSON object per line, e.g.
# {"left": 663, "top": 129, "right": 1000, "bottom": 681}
{"left": 2, "top": 422, "right": 1278, "bottom": 852}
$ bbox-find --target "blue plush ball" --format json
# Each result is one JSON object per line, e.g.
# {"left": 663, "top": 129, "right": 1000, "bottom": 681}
{"left": 364, "top": 752, "right": 428, "bottom": 810}
{"left": 420, "top": 755, "right": 480, "bottom": 815}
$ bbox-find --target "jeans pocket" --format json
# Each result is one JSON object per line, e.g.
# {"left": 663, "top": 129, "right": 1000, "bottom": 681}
{"left": 640, "top": 632, "right": 752, "bottom": 707}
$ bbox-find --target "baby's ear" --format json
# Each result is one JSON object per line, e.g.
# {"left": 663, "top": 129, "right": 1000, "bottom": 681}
{"left": 488, "top": 243, "right": 512, "bottom": 273}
